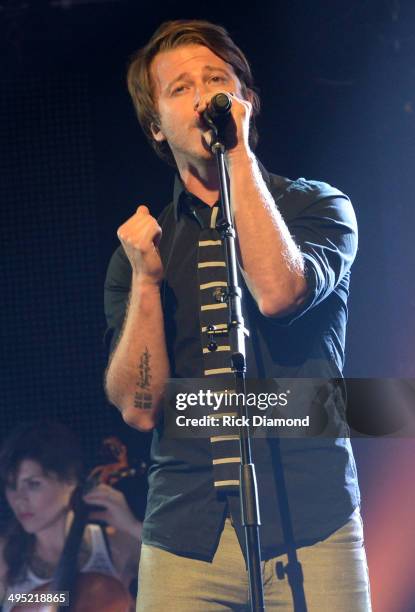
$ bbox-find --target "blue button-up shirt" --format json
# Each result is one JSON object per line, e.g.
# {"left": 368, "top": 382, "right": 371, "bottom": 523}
{"left": 104, "top": 163, "right": 360, "bottom": 561}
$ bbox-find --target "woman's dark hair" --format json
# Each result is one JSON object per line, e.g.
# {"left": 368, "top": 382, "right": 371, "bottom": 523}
{"left": 0, "top": 422, "right": 83, "bottom": 585}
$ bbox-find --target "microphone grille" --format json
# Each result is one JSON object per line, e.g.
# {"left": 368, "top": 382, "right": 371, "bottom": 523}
{"left": 213, "top": 92, "right": 232, "bottom": 113}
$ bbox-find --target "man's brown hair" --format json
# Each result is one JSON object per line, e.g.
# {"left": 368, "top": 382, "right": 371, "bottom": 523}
{"left": 127, "top": 19, "right": 260, "bottom": 167}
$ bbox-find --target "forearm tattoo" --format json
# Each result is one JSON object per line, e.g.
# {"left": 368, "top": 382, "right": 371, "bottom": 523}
{"left": 134, "top": 347, "right": 152, "bottom": 410}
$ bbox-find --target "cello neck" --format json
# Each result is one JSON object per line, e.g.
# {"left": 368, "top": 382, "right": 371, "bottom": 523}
{"left": 49, "top": 490, "right": 89, "bottom": 610}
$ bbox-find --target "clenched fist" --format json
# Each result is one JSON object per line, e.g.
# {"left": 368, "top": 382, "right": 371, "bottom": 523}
{"left": 117, "top": 205, "right": 163, "bottom": 285}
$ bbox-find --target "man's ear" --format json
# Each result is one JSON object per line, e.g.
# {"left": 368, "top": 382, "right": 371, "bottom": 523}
{"left": 246, "top": 88, "right": 255, "bottom": 105}
{"left": 150, "top": 121, "right": 166, "bottom": 143}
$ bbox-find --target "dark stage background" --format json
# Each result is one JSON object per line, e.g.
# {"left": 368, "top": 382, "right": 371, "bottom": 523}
{"left": 1, "top": 2, "right": 414, "bottom": 610}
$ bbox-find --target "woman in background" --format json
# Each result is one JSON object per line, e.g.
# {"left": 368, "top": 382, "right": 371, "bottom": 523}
{"left": 0, "top": 422, "right": 141, "bottom": 611}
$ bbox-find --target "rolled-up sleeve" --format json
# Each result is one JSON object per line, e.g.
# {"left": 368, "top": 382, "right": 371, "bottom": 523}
{"left": 273, "top": 178, "right": 358, "bottom": 324}
{"left": 103, "top": 245, "right": 131, "bottom": 357}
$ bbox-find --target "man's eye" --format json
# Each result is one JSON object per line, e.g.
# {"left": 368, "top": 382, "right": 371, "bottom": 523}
{"left": 210, "top": 75, "right": 227, "bottom": 83}
{"left": 172, "top": 85, "right": 187, "bottom": 95}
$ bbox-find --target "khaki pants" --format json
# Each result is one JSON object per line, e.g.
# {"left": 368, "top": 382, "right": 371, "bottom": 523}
{"left": 137, "top": 508, "right": 372, "bottom": 611}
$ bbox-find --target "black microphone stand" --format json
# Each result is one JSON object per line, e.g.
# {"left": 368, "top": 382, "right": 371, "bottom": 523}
{"left": 205, "top": 115, "right": 265, "bottom": 612}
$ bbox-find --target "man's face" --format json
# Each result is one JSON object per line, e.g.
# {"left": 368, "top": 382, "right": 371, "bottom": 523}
{"left": 150, "top": 44, "right": 243, "bottom": 165}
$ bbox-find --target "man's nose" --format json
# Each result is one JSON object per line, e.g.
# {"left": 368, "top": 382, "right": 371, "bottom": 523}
{"left": 193, "top": 87, "right": 202, "bottom": 110}
{"left": 193, "top": 82, "right": 212, "bottom": 110}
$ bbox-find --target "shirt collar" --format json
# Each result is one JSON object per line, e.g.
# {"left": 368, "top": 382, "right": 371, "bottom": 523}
{"left": 172, "top": 157, "right": 271, "bottom": 222}
{"left": 172, "top": 174, "right": 189, "bottom": 221}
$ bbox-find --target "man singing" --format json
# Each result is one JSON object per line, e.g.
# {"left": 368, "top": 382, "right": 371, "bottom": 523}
{"left": 104, "top": 19, "right": 372, "bottom": 611}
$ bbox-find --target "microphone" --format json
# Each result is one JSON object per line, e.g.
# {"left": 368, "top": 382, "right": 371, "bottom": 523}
{"left": 203, "top": 92, "right": 232, "bottom": 129}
